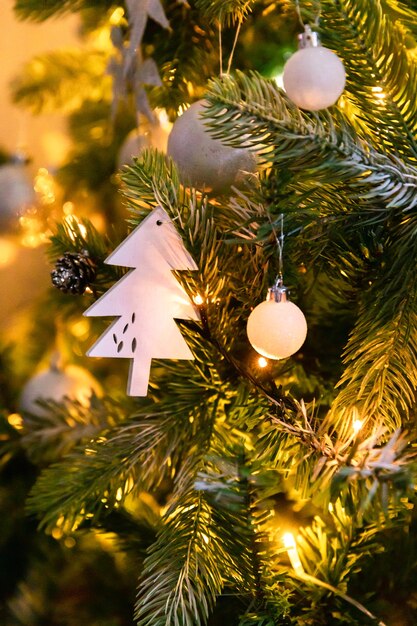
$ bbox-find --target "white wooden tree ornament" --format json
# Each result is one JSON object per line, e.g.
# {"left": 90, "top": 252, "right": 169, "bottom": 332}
{"left": 84, "top": 206, "right": 199, "bottom": 396}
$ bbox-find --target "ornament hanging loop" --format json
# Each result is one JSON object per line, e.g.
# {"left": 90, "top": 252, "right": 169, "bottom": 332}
{"left": 267, "top": 211, "right": 285, "bottom": 284}
{"left": 294, "top": 0, "right": 321, "bottom": 29}
{"left": 266, "top": 211, "right": 288, "bottom": 300}
{"left": 298, "top": 24, "right": 320, "bottom": 49}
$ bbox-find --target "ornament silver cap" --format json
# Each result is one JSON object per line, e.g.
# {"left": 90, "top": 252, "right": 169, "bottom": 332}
{"left": 266, "top": 277, "right": 288, "bottom": 303}
{"left": 297, "top": 24, "right": 320, "bottom": 49}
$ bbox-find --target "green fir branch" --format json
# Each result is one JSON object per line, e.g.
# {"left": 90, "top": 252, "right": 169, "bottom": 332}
{"left": 147, "top": 3, "right": 217, "bottom": 116}
{"left": 135, "top": 490, "right": 224, "bottom": 626}
{"left": 204, "top": 72, "right": 417, "bottom": 212}
{"left": 11, "top": 49, "right": 110, "bottom": 114}
{"left": 319, "top": 0, "right": 417, "bottom": 162}
{"left": 327, "top": 218, "right": 417, "bottom": 434}
{"left": 194, "top": 0, "right": 256, "bottom": 25}
{"left": 13, "top": 0, "right": 115, "bottom": 21}
{"left": 20, "top": 395, "right": 129, "bottom": 464}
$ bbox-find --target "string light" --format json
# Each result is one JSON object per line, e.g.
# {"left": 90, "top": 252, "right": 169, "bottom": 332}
{"left": 282, "top": 532, "right": 304, "bottom": 575}
{"left": 371, "top": 86, "right": 386, "bottom": 100}
{"left": 352, "top": 419, "right": 364, "bottom": 435}
{"left": 109, "top": 6, "right": 125, "bottom": 25}
{"left": 193, "top": 294, "right": 204, "bottom": 305}
{"left": 70, "top": 319, "right": 90, "bottom": 339}
{"left": 64, "top": 537, "right": 76, "bottom": 549}
{"left": 34, "top": 167, "right": 55, "bottom": 204}
{"left": 63, "top": 201, "right": 75, "bottom": 215}
{"left": 7, "top": 413, "right": 23, "bottom": 430}
{"left": 258, "top": 356, "right": 268, "bottom": 368}
{"left": 273, "top": 72, "right": 284, "bottom": 89}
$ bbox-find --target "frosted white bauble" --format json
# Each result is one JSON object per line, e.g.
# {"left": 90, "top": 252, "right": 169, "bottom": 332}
{"left": 20, "top": 363, "right": 101, "bottom": 417}
{"left": 283, "top": 46, "right": 345, "bottom": 111}
{"left": 167, "top": 100, "right": 256, "bottom": 194}
{"left": 0, "top": 163, "right": 36, "bottom": 231}
{"left": 247, "top": 300, "right": 307, "bottom": 360}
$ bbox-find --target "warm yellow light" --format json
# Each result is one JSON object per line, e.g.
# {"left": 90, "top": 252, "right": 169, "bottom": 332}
{"left": 352, "top": 419, "right": 364, "bottom": 435}
{"left": 34, "top": 167, "right": 55, "bottom": 204}
{"left": 273, "top": 72, "right": 284, "bottom": 89}
{"left": 63, "top": 201, "right": 75, "bottom": 215}
{"left": 282, "top": 532, "right": 296, "bottom": 549}
{"left": 70, "top": 319, "right": 90, "bottom": 339}
{"left": 52, "top": 527, "right": 64, "bottom": 540}
{"left": 109, "top": 6, "right": 125, "bottom": 25}
{"left": 371, "top": 86, "right": 386, "bottom": 100}
{"left": 258, "top": 356, "right": 268, "bottom": 368}
{"left": 156, "top": 108, "right": 171, "bottom": 132}
{"left": 282, "top": 532, "right": 304, "bottom": 574}
{"left": 193, "top": 294, "right": 204, "bottom": 305}
{"left": 8, "top": 413, "right": 23, "bottom": 430}
{"left": 64, "top": 537, "right": 76, "bottom": 549}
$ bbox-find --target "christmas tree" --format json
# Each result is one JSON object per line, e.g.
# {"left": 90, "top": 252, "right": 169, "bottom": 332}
{"left": 2, "top": 0, "right": 417, "bottom": 625}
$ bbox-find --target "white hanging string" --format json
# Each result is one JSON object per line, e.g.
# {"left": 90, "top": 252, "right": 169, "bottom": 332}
{"left": 266, "top": 212, "right": 285, "bottom": 286}
{"left": 294, "top": 0, "right": 321, "bottom": 29}
{"left": 226, "top": 17, "right": 243, "bottom": 75}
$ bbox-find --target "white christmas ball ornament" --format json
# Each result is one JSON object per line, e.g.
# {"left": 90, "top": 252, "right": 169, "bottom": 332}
{"left": 247, "top": 286, "right": 307, "bottom": 360}
{"left": 20, "top": 359, "right": 101, "bottom": 417}
{"left": 167, "top": 100, "right": 256, "bottom": 194}
{"left": 283, "top": 26, "right": 345, "bottom": 111}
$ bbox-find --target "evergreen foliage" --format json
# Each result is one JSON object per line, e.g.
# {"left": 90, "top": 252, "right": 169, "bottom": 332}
{"left": 2, "top": 0, "right": 417, "bottom": 625}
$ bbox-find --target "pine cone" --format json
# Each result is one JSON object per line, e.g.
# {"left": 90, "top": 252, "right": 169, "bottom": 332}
{"left": 51, "top": 251, "right": 96, "bottom": 295}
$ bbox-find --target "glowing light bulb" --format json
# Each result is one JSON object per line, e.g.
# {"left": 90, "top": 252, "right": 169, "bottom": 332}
{"left": 193, "top": 294, "right": 204, "bottom": 305}
{"left": 258, "top": 356, "right": 268, "bottom": 368}
{"left": 352, "top": 419, "right": 364, "bottom": 435}
{"left": 63, "top": 201, "right": 75, "bottom": 215}
{"left": 372, "top": 86, "right": 386, "bottom": 100}
{"left": 274, "top": 72, "right": 284, "bottom": 89}
{"left": 282, "top": 532, "right": 304, "bottom": 574}
{"left": 7, "top": 413, "right": 23, "bottom": 430}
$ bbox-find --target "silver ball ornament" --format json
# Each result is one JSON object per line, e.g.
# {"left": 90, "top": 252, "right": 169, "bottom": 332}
{"left": 167, "top": 100, "right": 256, "bottom": 194}
{"left": 283, "top": 26, "right": 345, "bottom": 111}
{"left": 247, "top": 286, "right": 307, "bottom": 360}
{"left": 20, "top": 360, "right": 101, "bottom": 417}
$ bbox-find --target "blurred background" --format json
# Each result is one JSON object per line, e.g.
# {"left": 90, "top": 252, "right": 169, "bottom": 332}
{"left": 0, "top": 1, "right": 79, "bottom": 332}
